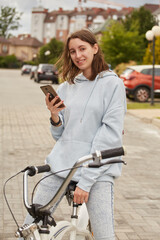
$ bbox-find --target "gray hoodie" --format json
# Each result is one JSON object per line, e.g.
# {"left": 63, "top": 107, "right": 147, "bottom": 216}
{"left": 46, "top": 70, "right": 126, "bottom": 192}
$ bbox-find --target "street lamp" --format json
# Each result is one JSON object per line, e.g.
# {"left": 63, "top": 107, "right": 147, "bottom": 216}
{"left": 145, "top": 25, "right": 160, "bottom": 105}
{"left": 45, "top": 50, "right": 51, "bottom": 56}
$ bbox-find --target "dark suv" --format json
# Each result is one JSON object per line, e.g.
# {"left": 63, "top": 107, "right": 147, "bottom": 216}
{"left": 34, "top": 64, "right": 58, "bottom": 84}
{"left": 120, "top": 65, "right": 160, "bottom": 102}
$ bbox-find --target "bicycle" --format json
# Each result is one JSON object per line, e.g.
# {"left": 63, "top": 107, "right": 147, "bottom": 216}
{"left": 4, "top": 147, "right": 126, "bottom": 240}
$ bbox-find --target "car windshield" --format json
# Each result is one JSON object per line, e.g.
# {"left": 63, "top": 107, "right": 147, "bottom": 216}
{"left": 22, "top": 65, "right": 31, "bottom": 69}
{"left": 42, "top": 65, "right": 53, "bottom": 71}
{"left": 32, "top": 66, "right": 37, "bottom": 70}
{"left": 121, "top": 68, "right": 134, "bottom": 77}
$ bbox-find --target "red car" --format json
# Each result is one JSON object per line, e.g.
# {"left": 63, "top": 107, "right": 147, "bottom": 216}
{"left": 120, "top": 65, "right": 160, "bottom": 102}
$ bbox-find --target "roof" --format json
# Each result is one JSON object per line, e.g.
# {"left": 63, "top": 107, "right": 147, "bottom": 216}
{"left": 143, "top": 4, "right": 160, "bottom": 13}
{"left": 128, "top": 65, "right": 160, "bottom": 72}
{"left": 43, "top": 7, "right": 134, "bottom": 23}
{"left": 92, "top": 19, "right": 112, "bottom": 34}
{"left": 0, "top": 37, "right": 10, "bottom": 44}
{"left": 8, "top": 36, "right": 43, "bottom": 48}
{"left": 153, "top": 7, "right": 160, "bottom": 15}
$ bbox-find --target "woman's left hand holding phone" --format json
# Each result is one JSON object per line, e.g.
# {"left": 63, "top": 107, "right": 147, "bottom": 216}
{"left": 45, "top": 93, "right": 65, "bottom": 124}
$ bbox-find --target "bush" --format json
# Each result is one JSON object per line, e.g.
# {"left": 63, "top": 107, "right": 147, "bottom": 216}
{"left": 0, "top": 55, "right": 21, "bottom": 68}
{"left": 114, "top": 61, "right": 137, "bottom": 76}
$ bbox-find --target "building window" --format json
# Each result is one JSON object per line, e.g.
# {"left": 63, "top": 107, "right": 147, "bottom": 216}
{"left": 2, "top": 44, "right": 8, "bottom": 53}
{"left": 59, "top": 31, "right": 63, "bottom": 37}
{"left": 47, "top": 23, "right": 51, "bottom": 29}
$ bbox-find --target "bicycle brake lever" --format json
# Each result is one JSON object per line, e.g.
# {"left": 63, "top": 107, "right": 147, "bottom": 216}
{"left": 21, "top": 166, "right": 37, "bottom": 176}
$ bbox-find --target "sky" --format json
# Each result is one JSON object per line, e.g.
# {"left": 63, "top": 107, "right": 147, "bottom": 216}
{"left": 0, "top": 0, "right": 160, "bottom": 36}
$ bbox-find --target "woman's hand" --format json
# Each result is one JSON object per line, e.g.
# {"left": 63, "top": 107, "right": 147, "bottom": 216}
{"left": 74, "top": 187, "right": 89, "bottom": 204}
{"left": 45, "top": 93, "right": 65, "bottom": 122}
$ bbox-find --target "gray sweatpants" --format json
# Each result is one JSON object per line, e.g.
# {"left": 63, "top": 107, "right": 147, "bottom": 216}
{"left": 24, "top": 173, "right": 115, "bottom": 240}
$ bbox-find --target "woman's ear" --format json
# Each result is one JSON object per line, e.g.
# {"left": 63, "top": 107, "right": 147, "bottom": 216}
{"left": 93, "top": 43, "right": 98, "bottom": 54}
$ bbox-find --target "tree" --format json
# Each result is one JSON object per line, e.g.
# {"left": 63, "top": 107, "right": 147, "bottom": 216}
{"left": 143, "top": 37, "right": 160, "bottom": 64}
{"left": 0, "top": 6, "right": 22, "bottom": 38}
{"left": 122, "top": 7, "right": 158, "bottom": 65}
{"left": 101, "top": 21, "right": 144, "bottom": 68}
{"left": 38, "top": 38, "right": 64, "bottom": 64}
{"left": 123, "top": 7, "right": 156, "bottom": 37}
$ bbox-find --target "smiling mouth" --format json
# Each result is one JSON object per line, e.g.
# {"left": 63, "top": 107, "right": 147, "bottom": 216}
{"left": 77, "top": 59, "right": 85, "bottom": 65}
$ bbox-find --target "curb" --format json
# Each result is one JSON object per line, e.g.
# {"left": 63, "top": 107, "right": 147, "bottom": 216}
{"left": 127, "top": 111, "right": 160, "bottom": 129}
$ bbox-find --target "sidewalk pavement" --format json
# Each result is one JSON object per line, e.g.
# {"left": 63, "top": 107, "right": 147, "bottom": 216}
{"left": 127, "top": 109, "right": 160, "bottom": 128}
{"left": 1, "top": 107, "right": 160, "bottom": 240}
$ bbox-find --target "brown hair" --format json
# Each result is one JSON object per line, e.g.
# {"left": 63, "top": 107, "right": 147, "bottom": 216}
{"left": 56, "top": 29, "right": 109, "bottom": 83}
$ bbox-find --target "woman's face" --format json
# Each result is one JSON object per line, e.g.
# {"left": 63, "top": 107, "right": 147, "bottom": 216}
{"left": 68, "top": 38, "right": 98, "bottom": 79}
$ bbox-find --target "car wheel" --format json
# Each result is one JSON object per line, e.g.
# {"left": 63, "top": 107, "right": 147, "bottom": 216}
{"left": 134, "top": 87, "right": 150, "bottom": 102}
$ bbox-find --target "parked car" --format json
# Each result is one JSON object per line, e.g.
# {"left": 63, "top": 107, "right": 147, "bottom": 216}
{"left": 34, "top": 64, "right": 58, "bottom": 84}
{"left": 120, "top": 65, "right": 160, "bottom": 102}
{"left": 21, "top": 65, "right": 32, "bottom": 75}
{"left": 30, "top": 66, "right": 37, "bottom": 79}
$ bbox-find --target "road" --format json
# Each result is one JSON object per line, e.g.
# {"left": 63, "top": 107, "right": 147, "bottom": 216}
{"left": 0, "top": 69, "right": 160, "bottom": 240}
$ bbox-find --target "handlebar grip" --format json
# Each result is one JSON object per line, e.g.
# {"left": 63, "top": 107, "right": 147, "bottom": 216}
{"left": 22, "top": 164, "right": 51, "bottom": 176}
{"left": 101, "top": 147, "right": 125, "bottom": 159}
{"left": 36, "top": 164, "right": 51, "bottom": 174}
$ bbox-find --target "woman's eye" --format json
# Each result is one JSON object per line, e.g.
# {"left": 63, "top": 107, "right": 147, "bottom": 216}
{"left": 70, "top": 51, "right": 75, "bottom": 54}
{"left": 80, "top": 48, "right": 85, "bottom": 51}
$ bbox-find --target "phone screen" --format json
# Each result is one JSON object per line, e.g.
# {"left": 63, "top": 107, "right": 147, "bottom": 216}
{"left": 40, "top": 85, "right": 65, "bottom": 108}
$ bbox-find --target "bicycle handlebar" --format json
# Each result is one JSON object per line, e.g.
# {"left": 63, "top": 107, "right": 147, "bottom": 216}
{"left": 22, "top": 146, "right": 126, "bottom": 175}
{"left": 22, "top": 146, "right": 126, "bottom": 213}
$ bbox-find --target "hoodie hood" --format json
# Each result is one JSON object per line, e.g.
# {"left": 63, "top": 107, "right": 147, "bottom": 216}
{"left": 74, "top": 70, "right": 119, "bottom": 122}
{"left": 74, "top": 70, "right": 118, "bottom": 83}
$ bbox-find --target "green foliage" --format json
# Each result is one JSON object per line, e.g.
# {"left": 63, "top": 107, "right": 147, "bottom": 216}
{"left": 101, "top": 21, "right": 144, "bottom": 68}
{"left": 0, "top": 55, "right": 21, "bottom": 68}
{"left": 38, "top": 38, "right": 64, "bottom": 64}
{"left": 114, "top": 61, "right": 137, "bottom": 76}
{"left": 127, "top": 102, "right": 160, "bottom": 109}
{"left": 123, "top": 7, "right": 156, "bottom": 36}
{"left": 101, "top": 7, "right": 156, "bottom": 68}
{"left": 0, "top": 6, "right": 22, "bottom": 38}
{"left": 143, "top": 37, "right": 160, "bottom": 64}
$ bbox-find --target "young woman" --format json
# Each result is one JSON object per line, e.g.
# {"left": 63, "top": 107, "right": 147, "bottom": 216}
{"left": 25, "top": 29, "right": 126, "bottom": 240}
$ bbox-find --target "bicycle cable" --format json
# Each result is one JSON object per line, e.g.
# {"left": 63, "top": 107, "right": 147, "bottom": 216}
{"left": 3, "top": 170, "right": 22, "bottom": 228}
{"left": 31, "top": 165, "right": 83, "bottom": 204}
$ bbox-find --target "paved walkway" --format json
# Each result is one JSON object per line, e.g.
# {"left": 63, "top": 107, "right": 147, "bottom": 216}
{"left": 1, "top": 69, "right": 160, "bottom": 240}
{"left": 127, "top": 109, "right": 160, "bottom": 128}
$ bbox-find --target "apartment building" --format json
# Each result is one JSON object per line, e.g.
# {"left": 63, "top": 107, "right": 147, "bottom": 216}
{"left": 31, "top": 6, "right": 134, "bottom": 43}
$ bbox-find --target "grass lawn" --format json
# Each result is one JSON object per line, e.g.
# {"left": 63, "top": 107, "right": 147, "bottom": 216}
{"left": 127, "top": 102, "right": 160, "bottom": 109}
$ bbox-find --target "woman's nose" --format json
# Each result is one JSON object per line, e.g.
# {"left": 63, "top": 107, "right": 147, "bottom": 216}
{"left": 75, "top": 50, "right": 81, "bottom": 58}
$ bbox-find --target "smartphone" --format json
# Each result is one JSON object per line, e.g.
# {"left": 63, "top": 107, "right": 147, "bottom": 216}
{"left": 40, "top": 85, "right": 65, "bottom": 108}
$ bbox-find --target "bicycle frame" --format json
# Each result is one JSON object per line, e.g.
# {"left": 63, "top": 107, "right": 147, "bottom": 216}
{"left": 23, "top": 154, "right": 93, "bottom": 212}
{"left": 14, "top": 147, "right": 126, "bottom": 239}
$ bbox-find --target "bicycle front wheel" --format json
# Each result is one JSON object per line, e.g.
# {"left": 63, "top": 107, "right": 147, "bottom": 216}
{"left": 48, "top": 221, "right": 94, "bottom": 240}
